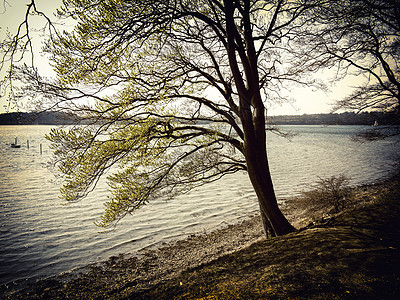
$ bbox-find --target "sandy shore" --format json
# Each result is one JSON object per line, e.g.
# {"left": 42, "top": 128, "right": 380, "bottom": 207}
{"left": 2, "top": 175, "right": 399, "bottom": 299}
{"left": 1, "top": 213, "right": 266, "bottom": 299}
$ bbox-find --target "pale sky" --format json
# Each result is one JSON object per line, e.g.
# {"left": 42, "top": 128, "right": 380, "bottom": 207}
{"left": 0, "top": 0, "right": 361, "bottom": 115}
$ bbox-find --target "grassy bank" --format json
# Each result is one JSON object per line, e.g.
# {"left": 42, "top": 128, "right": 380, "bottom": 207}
{"left": 140, "top": 175, "right": 400, "bottom": 299}
{"left": 3, "top": 175, "right": 400, "bottom": 299}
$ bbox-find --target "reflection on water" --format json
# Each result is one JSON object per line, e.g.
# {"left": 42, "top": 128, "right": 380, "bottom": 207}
{"left": 0, "top": 125, "right": 398, "bottom": 287}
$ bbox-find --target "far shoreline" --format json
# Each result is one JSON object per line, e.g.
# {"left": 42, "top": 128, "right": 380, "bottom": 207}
{"left": 1, "top": 111, "right": 399, "bottom": 126}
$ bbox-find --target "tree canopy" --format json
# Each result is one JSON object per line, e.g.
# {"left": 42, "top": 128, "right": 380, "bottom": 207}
{"left": 312, "top": 0, "right": 400, "bottom": 114}
{"left": 41, "top": 0, "right": 323, "bottom": 234}
{"left": 2, "top": 0, "right": 398, "bottom": 236}
{"left": 309, "top": 0, "right": 400, "bottom": 139}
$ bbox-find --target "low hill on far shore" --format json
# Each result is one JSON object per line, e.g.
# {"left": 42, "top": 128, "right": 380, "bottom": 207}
{"left": 1, "top": 111, "right": 399, "bottom": 126}
{"left": 0, "top": 112, "right": 76, "bottom": 125}
{"left": 268, "top": 111, "right": 399, "bottom": 126}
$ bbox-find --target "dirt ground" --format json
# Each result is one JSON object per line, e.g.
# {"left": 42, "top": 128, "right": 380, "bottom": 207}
{"left": 2, "top": 175, "right": 400, "bottom": 299}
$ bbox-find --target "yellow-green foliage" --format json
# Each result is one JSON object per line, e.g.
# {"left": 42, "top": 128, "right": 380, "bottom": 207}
{"left": 47, "top": 113, "right": 233, "bottom": 228}
{"left": 43, "top": 0, "right": 248, "bottom": 229}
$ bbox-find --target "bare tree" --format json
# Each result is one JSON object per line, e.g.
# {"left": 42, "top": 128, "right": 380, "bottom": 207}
{"left": 0, "top": 0, "right": 58, "bottom": 111}
{"left": 307, "top": 0, "right": 400, "bottom": 138}
{"left": 1, "top": 0, "right": 334, "bottom": 237}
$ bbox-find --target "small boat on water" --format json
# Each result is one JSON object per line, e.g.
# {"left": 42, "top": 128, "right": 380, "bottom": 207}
{"left": 11, "top": 137, "right": 21, "bottom": 148}
{"left": 373, "top": 120, "right": 379, "bottom": 127}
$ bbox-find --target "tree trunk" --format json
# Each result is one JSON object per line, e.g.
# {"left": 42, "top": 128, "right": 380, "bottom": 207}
{"left": 247, "top": 153, "right": 295, "bottom": 237}
{"left": 223, "top": 0, "right": 294, "bottom": 237}
{"left": 242, "top": 105, "right": 295, "bottom": 237}
{"left": 259, "top": 203, "right": 276, "bottom": 238}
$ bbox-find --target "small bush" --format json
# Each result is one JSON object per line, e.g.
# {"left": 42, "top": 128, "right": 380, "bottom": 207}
{"left": 300, "top": 175, "right": 352, "bottom": 214}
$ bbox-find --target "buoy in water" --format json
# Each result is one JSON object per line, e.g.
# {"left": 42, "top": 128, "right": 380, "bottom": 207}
{"left": 11, "top": 137, "right": 21, "bottom": 148}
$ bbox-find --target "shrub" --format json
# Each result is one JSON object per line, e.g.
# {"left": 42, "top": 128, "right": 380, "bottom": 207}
{"left": 300, "top": 175, "right": 352, "bottom": 214}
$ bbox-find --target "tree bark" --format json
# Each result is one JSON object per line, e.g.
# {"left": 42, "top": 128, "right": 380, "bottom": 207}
{"left": 259, "top": 203, "right": 276, "bottom": 238}
{"left": 240, "top": 92, "right": 294, "bottom": 237}
{"left": 242, "top": 93, "right": 295, "bottom": 237}
{"left": 246, "top": 146, "right": 295, "bottom": 236}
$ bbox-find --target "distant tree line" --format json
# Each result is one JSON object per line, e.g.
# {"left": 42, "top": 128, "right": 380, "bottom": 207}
{"left": 1, "top": 111, "right": 398, "bottom": 126}
{"left": 0, "top": 111, "right": 76, "bottom": 125}
{"left": 268, "top": 112, "right": 400, "bottom": 126}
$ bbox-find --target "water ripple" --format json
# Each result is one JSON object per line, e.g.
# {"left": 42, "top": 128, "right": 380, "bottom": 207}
{"left": 0, "top": 125, "right": 398, "bottom": 287}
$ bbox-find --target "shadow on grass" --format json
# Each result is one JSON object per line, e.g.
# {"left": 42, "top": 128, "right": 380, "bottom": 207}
{"left": 137, "top": 178, "right": 400, "bottom": 299}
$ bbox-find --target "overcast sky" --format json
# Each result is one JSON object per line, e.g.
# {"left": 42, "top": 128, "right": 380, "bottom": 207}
{"left": 0, "top": 0, "right": 361, "bottom": 115}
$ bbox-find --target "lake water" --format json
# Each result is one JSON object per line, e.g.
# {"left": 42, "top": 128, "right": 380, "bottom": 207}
{"left": 0, "top": 125, "right": 398, "bottom": 288}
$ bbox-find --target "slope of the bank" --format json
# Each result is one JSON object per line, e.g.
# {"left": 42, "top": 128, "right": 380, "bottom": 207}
{"left": 137, "top": 177, "right": 400, "bottom": 299}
